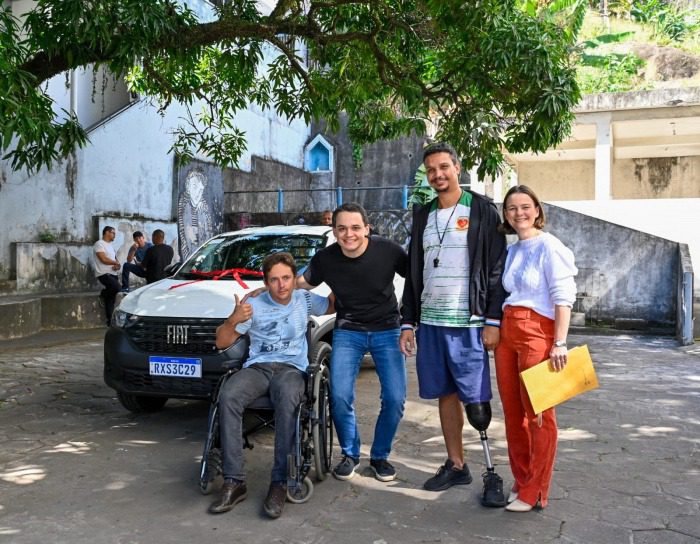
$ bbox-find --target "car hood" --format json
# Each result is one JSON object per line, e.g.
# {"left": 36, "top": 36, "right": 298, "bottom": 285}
{"left": 116, "top": 278, "right": 260, "bottom": 318}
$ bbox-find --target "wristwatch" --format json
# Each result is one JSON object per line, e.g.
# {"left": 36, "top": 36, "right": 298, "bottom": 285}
{"left": 553, "top": 340, "right": 567, "bottom": 348}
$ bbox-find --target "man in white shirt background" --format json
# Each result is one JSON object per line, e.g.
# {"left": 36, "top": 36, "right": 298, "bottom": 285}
{"left": 93, "top": 225, "right": 121, "bottom": 326}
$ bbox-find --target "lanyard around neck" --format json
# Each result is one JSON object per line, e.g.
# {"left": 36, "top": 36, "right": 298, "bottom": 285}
{"left": 432, "top": 193, "right": 462, "bottom": 268}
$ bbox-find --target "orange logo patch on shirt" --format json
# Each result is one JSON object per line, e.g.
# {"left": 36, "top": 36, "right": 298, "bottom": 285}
{"left": 456, "top": 217, "right": 469, "bottom": 230}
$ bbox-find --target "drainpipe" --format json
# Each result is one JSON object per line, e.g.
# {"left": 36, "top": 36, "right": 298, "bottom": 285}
{"left": 70, "top": 70, "right": 78, "bottom": 119}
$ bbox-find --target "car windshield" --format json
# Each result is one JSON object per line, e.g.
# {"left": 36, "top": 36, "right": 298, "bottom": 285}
{"left": 175, "top": 233, "right": 327, "bottom": 280}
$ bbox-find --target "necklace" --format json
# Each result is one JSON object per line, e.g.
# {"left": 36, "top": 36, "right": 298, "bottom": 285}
{"left": 433, "top": 199, "right": 459, "bottom": 268}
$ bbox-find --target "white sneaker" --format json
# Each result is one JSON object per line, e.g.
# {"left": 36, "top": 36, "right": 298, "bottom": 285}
{"left": 505, "top": 498, "right": 533, "bottom": 512}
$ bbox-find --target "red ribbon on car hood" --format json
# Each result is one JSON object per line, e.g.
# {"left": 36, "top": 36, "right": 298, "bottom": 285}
{"left": 168, "top": 268, "right": 263, "bottom": 290}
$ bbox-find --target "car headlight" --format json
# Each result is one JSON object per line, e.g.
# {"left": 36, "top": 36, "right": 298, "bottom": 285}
{"left": 112, "top": 308, "right": 138, "bottom": 328}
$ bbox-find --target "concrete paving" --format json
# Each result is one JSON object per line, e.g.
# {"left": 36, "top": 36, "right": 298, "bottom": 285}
{"left": 0, "top": 329, "right": 698, "bottom": 544}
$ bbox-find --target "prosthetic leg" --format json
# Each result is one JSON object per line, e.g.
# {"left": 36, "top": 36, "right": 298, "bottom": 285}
{"left": 466, "top": 402, "right": 506, "bottom": 507}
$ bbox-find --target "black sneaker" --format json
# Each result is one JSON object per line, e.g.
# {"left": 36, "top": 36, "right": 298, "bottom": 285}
{"left": 481, "top": 471, "right": 506, "bottom": 507}
{"left": 332, "top": 455, "right": 359, "bottom": 481}
{"left": 97, "top": 294, "right": 106, "bottom": 308}
{"left": 369, "top": 459, "right": 396, "bottom": 482}
{"left": 423, "top": 459, "right": 472, "bottom": 491}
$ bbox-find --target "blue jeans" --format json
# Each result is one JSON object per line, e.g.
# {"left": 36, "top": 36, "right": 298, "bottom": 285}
{"left": 121, "top": 262, "right": 145, "bottom": 290}
{"left": 330, "top": 328, "right": 406, "bottom": 461}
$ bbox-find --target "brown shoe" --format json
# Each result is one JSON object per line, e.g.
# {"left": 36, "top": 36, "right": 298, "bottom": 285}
{"left": 263, "top": 481, "right": 287, "bottom": 519}
{"left": 208, "top": 481, "right": 248, "bottom": 514}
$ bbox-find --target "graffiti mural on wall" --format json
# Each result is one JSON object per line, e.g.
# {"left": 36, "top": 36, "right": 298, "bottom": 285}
{"left": 177, "top": 160, "right": 224, "bottom": 261}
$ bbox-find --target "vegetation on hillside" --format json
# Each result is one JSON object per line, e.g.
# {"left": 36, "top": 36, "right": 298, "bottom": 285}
{"left": 576, "top": 1, "right": 700, "bottom": 94}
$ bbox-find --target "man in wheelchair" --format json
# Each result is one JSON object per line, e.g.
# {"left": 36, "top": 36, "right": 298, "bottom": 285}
{"left": 208, "top": 252, "right": 333, "bottom": 518}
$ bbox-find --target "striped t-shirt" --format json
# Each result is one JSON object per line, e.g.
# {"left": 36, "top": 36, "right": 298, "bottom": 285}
{"left": 421, "top": 192, "right": 484, "bottom": 328}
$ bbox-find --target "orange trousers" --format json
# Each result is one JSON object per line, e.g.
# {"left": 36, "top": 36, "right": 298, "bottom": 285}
{"left": 495, "top": 306, "right": 558, "bottom": 508}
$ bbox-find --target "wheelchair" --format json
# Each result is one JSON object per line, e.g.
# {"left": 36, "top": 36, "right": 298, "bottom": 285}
{"left": 198, "top": 337, "right": 334, "bottom": 504}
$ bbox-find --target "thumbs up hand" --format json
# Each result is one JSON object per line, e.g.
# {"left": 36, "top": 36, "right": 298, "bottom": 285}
{"left": 228, "top": 293, "right": 253, "bottom": 325}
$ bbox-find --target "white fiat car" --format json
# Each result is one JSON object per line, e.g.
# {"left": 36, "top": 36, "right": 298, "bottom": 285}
{"left": 104, "top": 225, "right": 336, "bottom": 413}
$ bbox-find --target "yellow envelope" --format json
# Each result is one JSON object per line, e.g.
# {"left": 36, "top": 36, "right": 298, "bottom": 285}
{"left": 520, "top": 345, "right": 599, "bottom": 414}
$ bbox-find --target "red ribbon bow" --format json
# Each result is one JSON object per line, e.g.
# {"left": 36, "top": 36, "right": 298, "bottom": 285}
{"left": 168, "top": 268, "right": 263, "bottom": 290}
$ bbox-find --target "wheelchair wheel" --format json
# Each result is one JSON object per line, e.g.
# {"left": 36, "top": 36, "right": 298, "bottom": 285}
{"left": 199, "top": 401, "right": 223, "bottom": 495}
{"left": 311, "top": 352, "right": 333, "bottom": 481}
{"left": 286, "top": 476, "right": 314, "bottom": 504}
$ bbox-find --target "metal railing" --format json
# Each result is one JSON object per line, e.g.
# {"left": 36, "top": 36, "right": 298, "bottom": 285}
{"left": 224, "top": 183, "right": 473, "bottom": 212}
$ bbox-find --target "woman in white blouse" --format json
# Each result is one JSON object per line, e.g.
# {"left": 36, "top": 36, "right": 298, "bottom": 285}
{"left": 494, "top": 185, "right": 577, "bottom": 512}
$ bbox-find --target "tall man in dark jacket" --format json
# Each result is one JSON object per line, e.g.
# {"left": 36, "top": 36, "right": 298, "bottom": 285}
{"left": 400, "top": 142, "right": 508, "bottom": 506}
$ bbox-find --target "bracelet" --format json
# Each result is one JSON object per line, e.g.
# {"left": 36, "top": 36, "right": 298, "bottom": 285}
{"left": 400, "top": 324, "right": 415, "bottom": 332}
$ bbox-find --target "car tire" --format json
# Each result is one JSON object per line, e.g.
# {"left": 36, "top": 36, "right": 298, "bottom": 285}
{"left": 117, "top": 392, "right": 168, "bottom": 413}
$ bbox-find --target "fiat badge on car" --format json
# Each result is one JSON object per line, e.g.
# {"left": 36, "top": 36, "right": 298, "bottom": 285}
{"left": 167, "top": 324, "right": 189, "bottom": 344}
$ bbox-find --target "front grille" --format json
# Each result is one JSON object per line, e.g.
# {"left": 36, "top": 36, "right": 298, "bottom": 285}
{"left": 125, "top": 317, "right": 223, "bottom": 355}
{"left": 121, "top": 368, "right": 219, "bottom": 397}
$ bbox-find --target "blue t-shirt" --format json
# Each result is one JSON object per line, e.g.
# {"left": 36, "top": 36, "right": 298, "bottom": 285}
{"left": 134, "top": 242, "right": 153, "bottom": 263}
{"left": 235, "top": 290, "right": 328, "bottom": 371}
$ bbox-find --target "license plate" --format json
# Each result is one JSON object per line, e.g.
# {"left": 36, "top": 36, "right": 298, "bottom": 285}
{"left": 149, "top": 356, "right": 202, "bottom": 378}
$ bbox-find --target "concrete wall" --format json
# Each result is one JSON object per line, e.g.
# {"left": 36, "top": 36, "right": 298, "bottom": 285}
{"left": 516, "top": 156, "right": 700, "bottom": 201}
{"left": 16, "top": 243, "right": 97, "bottom": 292}
{"left": 543, "top": 204, "right": 677, "bottom": 327}
{"left": 553, "top": 199, "right": 700, "bottom": 296}
{"left": 517, "top": 160, "right": 595, "bottom": 200}
{"left": 226, "top": 204, "right": 681, "bottom": 329}
{"left": 0, "top": 296, "right": 42, "bottom": 340}
{"left": 13, "top": 218, "right": 178, "bottom": 294}
{"left": 96, "top": 217, "right": 179, "bottom": 264}
{"left": 613, "top": 156, "right": 700, "bottom": 198}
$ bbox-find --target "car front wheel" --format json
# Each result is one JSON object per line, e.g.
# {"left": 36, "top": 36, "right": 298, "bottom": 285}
{"left": 117, "top": 392, "right": 168, "bottom": 413}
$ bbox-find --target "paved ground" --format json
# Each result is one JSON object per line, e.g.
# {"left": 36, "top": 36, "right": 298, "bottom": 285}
{"left": 0, "top": 329, "right": 698, "bottom": 544}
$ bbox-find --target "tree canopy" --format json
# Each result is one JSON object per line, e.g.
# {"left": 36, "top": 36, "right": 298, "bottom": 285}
{"left": 0, "top": 0, "right": 582, "bottom": 176}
